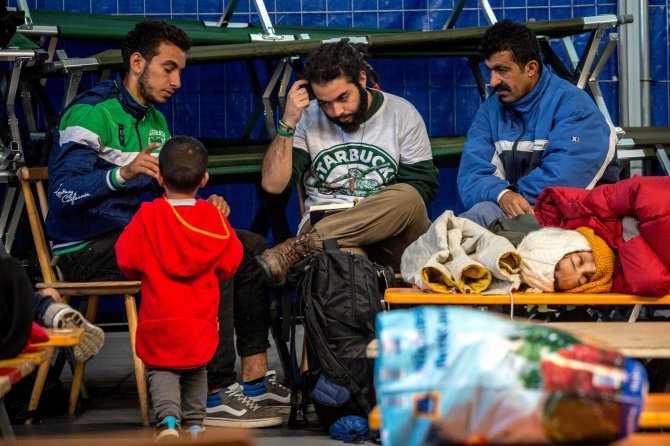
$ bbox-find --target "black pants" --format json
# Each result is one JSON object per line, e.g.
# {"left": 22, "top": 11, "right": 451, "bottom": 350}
{"left": 57, "top": 229, "right": 271, "bottom": 390}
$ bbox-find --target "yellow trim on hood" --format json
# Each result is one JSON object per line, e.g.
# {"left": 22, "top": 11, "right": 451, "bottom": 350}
{"left": 165, "top": 198, "right": 231, "bottom": 239}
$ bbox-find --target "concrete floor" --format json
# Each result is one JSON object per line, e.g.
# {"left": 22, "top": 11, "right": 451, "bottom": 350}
{"left": 8, "top": 328, "right": 362, "bottom": 445}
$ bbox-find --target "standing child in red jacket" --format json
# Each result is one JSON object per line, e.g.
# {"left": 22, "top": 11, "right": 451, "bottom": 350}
{"left": 115, "top": 136, "right": 243, "bottom": 441}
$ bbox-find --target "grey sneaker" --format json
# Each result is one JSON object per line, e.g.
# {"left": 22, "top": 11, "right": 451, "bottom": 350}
{"left": 240, "top": 370, "right": 291, "bottom": 413}
{"left": 52, "top": 307, "right": 105, "bottom": 362}
{"left": 204, "top": 383, "right": 284, "bottom": 428}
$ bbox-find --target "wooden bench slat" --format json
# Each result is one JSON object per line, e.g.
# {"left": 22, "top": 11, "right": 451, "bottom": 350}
{"left": 640, "top": 394, "right": 670, "bottom": 429}
{"left": 549, "top": 322, "right": 670, "bottom": 358}
{"left": 35, "top": 281, "right": 141, "bottom": 295}
{"left": 385, "top": 287, "right": 670, "bottom": 305}
{"left": 32, "top": 328, "right": 85, "bottom": 348}
{"left": 612, "top": 433, "right": 670, "bottom": 445}
{"left": 0, "top": 361, "right": 35, "bottom": 381}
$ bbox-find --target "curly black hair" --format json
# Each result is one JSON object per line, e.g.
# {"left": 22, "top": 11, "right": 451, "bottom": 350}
{"left": 479, "top": 19, "right": 542, "bottom": 70}
{"left": 121, "top": 20, "right": 192, "bottom": 74}
{"left": 302, "top": 38, "right": 370, "bottom": 85}
{"left": 159, "top": 136, "right": 208, "bottom": 193}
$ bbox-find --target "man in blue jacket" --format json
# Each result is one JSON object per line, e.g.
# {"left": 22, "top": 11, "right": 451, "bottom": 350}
{"left": 457, "top": 19, "right": 619, "bottom": 228}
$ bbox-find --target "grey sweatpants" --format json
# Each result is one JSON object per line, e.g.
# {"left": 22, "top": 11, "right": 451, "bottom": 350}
{"left": 301, "top": 183, "right": 431, "bottom": 272}
{"left": 146, "top": 365, "right": 207, "bottom": 426}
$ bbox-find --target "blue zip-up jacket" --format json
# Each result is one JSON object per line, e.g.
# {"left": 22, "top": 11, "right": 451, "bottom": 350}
{"left": 46, "top": 80, "right": 170, "bottom": 252}
{"left": 457, "top": 67, "right": 619, "bottom": 210}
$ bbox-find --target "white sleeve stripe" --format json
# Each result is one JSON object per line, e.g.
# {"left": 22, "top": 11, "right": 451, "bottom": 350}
{"left": 60, "top": 126, "right": 102, "bottom": 150}
{"left": 585, "top": 123, "right": 617, "bottom": 189}
{"left": 105, "top": 170, "right": 117, "bottom": 190}
{"left": 491, "top": 152, "right": 506, "bottom": 180}
{"left": 60, "top": 125, "right": 141, "bottom": 166}
{"left": 494, "top": 140, "right": 546, "bottom": 153}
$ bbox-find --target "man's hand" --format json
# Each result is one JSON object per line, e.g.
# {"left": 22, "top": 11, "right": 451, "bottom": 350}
{"left": 119, "top": 143, "right": 161, "bottom": 181}
{"left": 498, "top": 191, "right": 534, "bottom": 219}
{"left": 207, "top": 194, "right": 231, "bottom": 217}
{"left": 282, "top": 80, "right": 312, "bottom": 128}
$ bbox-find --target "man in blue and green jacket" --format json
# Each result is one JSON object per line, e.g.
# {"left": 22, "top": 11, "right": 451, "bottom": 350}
{"left": 46, "top": 20, "right": 287, "bottom": 428}
{"left": 457, "top": 19, "right": 619, "bottom": 228}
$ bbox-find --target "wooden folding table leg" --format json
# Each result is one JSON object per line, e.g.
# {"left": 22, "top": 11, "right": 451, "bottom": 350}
{"left": 68, "top": 360, "right": 86, "bottom": 416}
{"left": 84, "top": 295, "right": 99, "bottom": 323}
{"left": 25, "top": 347, "right": 55, "bottom": 424}
{"left": 124, "top": 293, "right": 150, "bottom": 426}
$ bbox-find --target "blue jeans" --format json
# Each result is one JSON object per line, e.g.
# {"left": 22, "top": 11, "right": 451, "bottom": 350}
{"left": 34, "top": 291, "right": 54, "bottom": 325}
{"left": 458, "top": 201, "right": 507, "bottom": 228}
{"left": 56, "top": 229, "right": 271, "bottom": 391}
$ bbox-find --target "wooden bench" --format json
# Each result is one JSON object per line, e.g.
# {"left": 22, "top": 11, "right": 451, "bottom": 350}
{"left": 0, "top": 354, "right": 38, "bottom": 441}
{"left": 549, "top": 322, "right": 670, "bottom": 359}
{"left": 384, "top": 287, "right": 670, "bottom": 307}
{"left": 0, "top": 329, "right": 85, "bottom": 438}
{"left": 383, "top": 288, "right": 670, "bottom": 354}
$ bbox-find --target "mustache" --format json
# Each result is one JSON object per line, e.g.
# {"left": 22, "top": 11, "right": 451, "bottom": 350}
{"left": 493, "top": 83, "right": 510, "bottom": 93}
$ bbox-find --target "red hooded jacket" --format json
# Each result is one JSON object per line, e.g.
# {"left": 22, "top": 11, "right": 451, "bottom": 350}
{"left": 115, "top": 198, "right": 243, "bottom": 368}
{"left": 534, "top": 176, "right": 670, "bottom": 297}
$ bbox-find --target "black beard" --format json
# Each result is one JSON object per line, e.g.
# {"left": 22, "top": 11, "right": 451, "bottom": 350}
{"left": 137, "top": 65, "right": 155, "bottom": 105}
{"left": 326, "top": 85, "right": 369, "bottom": 133}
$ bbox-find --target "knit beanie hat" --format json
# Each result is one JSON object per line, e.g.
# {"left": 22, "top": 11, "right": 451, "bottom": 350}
{"left": 517, "top": 228, "right": 592, "bottom": 292}
{"left": 566, "top": 227, "right": 615, "bottom": 294}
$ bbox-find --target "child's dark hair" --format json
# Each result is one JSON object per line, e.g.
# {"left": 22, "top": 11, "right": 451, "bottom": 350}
{"left": 121, "top": 20, "right": 192, "bottom": 74}
{"left": 159, "top": 136, "right": 208, "bottom": 193}
{"left": 302, "top": 38, "right": 371, "bottom": 85}
{"left": 479, "top": 19, "right": 542, "bottom": 72}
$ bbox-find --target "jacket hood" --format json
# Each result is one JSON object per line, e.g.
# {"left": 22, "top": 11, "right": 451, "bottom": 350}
{"left": 136, "top": 198, "right": 233, "bottom": 278}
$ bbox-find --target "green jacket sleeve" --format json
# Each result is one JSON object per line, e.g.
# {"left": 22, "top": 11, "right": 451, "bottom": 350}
{"left": 397, "top": 160, "right": 439, "bottom": 207}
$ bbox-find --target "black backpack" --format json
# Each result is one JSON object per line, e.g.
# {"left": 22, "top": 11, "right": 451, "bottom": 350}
{"left": 286, "top": 240, "right": 395, "bottom": 429}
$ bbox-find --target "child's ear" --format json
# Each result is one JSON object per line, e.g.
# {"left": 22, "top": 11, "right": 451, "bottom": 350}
{"left": 199, "top": 172, "right": 209, "bottom": 188}
{"left": 156, "top": 172, "right": 165, "bottom": 187}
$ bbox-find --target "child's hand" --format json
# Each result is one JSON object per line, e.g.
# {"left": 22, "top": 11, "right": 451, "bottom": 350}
{"left": 207, "top": 194, "right": 231, "bottom": 217}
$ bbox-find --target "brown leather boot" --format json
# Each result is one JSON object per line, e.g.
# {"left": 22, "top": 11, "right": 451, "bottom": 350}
{"left": 255, "top": 233, "right": 320, "bottom": 286}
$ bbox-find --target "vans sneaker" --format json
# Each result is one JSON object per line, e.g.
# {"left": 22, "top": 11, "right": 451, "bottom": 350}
{"left": 154, "top": 416, "right": 180, "bottom": 443}
{"left": 52, "top": 306, "right": 105, "bottom": 362}
{"left": 204, "top": 383, "right": 283, "bottom": 428}
{"left": 240, "top": 370, "right": 291, "bottom": 413}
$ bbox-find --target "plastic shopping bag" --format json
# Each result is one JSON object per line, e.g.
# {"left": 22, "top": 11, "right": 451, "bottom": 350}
{"left": 375, "top": 306, "right": 647, "bottom": 445}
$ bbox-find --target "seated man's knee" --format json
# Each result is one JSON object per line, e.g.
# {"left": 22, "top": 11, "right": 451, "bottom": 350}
{"left": 459, "top": 201, "right": 505, "bottom": 228}
{"left": 389, "top": 183, "right": 427, "bottom": 213}
{"left": 236, "top": 229, "right": 268, "bottom": 256}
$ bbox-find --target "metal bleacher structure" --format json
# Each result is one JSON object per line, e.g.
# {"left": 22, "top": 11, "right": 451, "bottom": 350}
{"left": 0, "top": 0, "right": 668, "bottom": 255}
